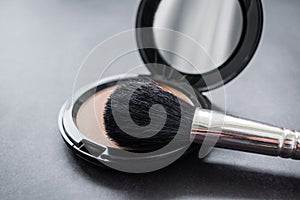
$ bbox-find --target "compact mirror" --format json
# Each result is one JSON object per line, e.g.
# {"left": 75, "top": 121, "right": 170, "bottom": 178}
{"left": 153, "top": 0, "right": 243, "bottom": 74}
{"left": 136, "top": 0, "right": 263, "bottom": 91}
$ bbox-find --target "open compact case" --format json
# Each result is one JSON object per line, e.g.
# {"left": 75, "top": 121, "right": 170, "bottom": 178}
{"left": 59, "top": 0, "right": 265, "bottom": 172}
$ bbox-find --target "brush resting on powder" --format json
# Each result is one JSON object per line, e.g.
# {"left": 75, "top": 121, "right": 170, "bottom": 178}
{"left": 104, "top": 78, "right": 300, "bottom": 159}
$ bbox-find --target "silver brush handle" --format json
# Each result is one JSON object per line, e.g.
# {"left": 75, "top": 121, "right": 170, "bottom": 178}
{"left": 191, "top": 108, "right": 300, "bottom": 159}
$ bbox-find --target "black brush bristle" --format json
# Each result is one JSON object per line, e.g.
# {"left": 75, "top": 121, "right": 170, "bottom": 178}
{"left": 104, "top": 78, "right": 196, "bottom": 151}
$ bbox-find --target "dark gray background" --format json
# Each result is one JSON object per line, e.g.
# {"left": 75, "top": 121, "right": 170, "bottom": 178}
{"left": 1, "top": 0, "right": 300, "bottom": 199}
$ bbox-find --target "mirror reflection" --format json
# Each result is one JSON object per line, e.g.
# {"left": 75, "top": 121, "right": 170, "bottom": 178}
{"left": 153, "top": 0, "right": 244, "bottom": 74}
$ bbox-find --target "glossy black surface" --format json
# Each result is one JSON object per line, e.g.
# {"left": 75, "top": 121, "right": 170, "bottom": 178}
{"left": 136, "top": 0, "right": 263, "bottom": 92}
{"left": 1, "top": 0, "right": 300, "bottom": 199}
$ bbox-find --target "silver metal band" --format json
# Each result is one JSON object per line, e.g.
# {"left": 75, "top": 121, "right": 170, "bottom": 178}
{"left": 192, "top": 108, "right": 300, "bottom": 159}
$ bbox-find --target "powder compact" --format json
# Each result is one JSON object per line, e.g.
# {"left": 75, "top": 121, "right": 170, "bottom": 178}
{"left": 58, "top": 0, "right": 264, "bottom": 172}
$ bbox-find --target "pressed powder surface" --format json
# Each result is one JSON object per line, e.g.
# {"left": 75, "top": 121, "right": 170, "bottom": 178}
{"left": 76, "top": 84, "right": 193, "bottom": 149}
{"left": 76, "top": 86, "right": 119, "bottom": 148}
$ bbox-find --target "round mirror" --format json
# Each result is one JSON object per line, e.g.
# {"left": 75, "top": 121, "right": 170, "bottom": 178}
{"left": 136, "top": 0, "right": 263, "bottom": 91}
{"left": 153, "top": 0, "right": 243, "bottom": 74}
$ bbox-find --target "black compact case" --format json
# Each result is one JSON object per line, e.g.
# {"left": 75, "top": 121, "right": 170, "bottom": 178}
{"left": 58, "top": 0, "right": 263, "bottom": 171}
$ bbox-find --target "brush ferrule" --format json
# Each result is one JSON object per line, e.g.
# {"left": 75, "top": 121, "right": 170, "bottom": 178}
{"left": 191, "top": 108, "right": 300, "bottom": 159}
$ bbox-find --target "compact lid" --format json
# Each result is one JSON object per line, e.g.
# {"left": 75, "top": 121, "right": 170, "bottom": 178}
{"left": 136, "top": 0, "right": 263, "bottom": 91}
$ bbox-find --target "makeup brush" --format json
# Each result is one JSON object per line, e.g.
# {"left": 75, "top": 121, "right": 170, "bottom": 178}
{"left": 104, "top": 79, "right": 300, "bottom": 159}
